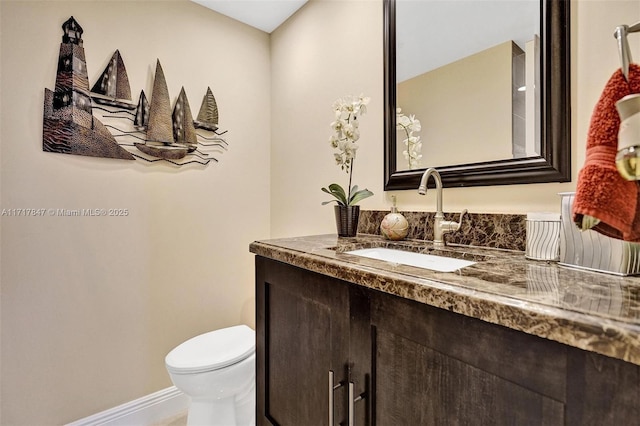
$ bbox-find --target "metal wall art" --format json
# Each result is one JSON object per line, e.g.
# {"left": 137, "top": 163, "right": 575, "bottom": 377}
{"left": 43, "top": 17, "right": 227, "bottom": 166}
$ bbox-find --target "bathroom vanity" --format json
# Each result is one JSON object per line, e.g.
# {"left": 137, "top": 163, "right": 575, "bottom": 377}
{"left": 250, "top": 234, "right": 640, "bottom": 425}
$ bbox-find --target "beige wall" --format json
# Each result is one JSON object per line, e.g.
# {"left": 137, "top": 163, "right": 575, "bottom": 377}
{"left": 397, "top": 41, "right": 515, "bottom": 168}
{"left": 0, "top": 0, "right": 270, "bottom": 424}
{"left": 270, "top": 0, "right": 383, "bottom": 237}
{"left": 270, "top": 0, "right": 640, "bottom": 241}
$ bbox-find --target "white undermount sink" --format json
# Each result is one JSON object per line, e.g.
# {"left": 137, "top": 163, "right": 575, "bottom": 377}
{"left": 346, "top": 247, "right": 475, "bottom": 272}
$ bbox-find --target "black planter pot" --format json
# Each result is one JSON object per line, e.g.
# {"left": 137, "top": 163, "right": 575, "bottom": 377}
{"left": 334, "top": 205, "right": 360, "bottom": 237}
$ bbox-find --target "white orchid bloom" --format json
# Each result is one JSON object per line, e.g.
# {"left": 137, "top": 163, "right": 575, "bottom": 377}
{"left": 409, "top": 116, "right": 421, "bottom": 132}
{"left": 329, "top": 135, "right": 340, "bottom": 148}
{"left": 396, "top": 108, "right": 423, "bottom": 169}
{"left": 397, "top": 115, "right": 411, "bottom": 128}
{"left": 331, "top": 119, "right": 344, "bottom": 132}
{"left": 343, "top": 125, "right": 360, "bottom": 142}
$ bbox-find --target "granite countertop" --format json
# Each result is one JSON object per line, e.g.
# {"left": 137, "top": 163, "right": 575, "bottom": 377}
{"left": 250, "top": 234, "right": 640, "bottom": 366}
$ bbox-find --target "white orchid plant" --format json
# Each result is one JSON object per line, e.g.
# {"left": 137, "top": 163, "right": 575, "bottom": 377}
{"left": 322, "top": 95, "right": 374, "bottom": 207}
{"left": 397, "top": 108, "right": 422, "bottom": 169}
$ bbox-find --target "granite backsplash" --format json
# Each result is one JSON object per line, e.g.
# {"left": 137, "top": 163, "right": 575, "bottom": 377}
{"left": 358, "top": 210, "right": 526, "bottom": 252}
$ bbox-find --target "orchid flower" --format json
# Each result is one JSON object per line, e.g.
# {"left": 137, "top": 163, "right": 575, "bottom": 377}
{"left": 397, "top": 108, "right": 423, "bottom": 169}
{"left": 322, "top": 95, "right": 373, "bottom": 206}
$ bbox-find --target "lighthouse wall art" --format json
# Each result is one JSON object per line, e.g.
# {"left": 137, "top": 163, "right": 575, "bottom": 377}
{"left": 43, "top": 16, "right": 228, "bottom": 166}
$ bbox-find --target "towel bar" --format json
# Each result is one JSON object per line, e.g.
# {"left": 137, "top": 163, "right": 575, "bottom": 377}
{"left": 614, "top": 21, "right": 640, "bottom": 82}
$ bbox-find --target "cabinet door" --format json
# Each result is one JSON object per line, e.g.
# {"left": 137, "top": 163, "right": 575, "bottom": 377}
{"left": 368, "top": 290, "right": 567, "bottom": 425}
{"left": 256, "top": 257, "right": 350, "bottom": 426}
{"left": 566, "top": 350, "right": 640, "bottom": 425}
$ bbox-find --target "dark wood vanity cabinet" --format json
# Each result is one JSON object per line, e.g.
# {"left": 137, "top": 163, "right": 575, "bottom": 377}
{"left": 255, "top": 256, "right": 352, "bottom": 425}
{"left": 255, "top": 256, "right": 640, "bottom": 426}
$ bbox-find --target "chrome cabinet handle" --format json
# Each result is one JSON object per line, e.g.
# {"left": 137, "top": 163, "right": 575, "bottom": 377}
{"left": 348, "top": 382, "right": 365, "bottom": 426}
{"left": 328, "top": 370, "right": 344, "bottom": 426}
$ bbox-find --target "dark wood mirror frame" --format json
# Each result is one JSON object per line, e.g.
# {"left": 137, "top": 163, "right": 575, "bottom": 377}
{"left": 384, "top": 0, "right": 571, "bottom": 190}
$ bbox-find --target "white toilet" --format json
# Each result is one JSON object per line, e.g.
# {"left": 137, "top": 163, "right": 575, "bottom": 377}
{"left": 165, "top": 325, "right": 256, "bottom": 426}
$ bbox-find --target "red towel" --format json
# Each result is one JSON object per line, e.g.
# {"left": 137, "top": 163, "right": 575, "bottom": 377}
{"left": 573, "top": 63, "right": 640, "bottom": 241}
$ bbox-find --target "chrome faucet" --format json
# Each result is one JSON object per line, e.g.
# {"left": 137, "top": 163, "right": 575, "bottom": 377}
{"left": 418, "top": 168, "right": 467, "bottom": 247}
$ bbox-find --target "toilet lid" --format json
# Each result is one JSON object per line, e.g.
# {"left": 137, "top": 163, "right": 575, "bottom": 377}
{"left": 165, "top": 325, "right": 255, "bottom": 374}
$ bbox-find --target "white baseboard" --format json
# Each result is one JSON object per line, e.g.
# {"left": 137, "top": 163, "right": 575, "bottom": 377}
{"left": 66, "top": 386, "right": 189, "bottom": 426}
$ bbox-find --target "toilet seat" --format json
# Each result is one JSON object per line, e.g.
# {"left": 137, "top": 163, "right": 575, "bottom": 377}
{"left": 165, "top": 325, "right": 255, "bottom": 374}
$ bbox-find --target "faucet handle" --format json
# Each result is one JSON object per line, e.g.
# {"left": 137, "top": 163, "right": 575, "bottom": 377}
{"left": 442, "top": 209, "right": 468, "bottom": 233}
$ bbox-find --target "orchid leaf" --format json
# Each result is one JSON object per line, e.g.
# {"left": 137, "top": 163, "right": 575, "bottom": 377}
{"left": 328, "top": 183, "right": 347, "bottom": 200}
{"left": 322, "top": 183, "right": 372, "bottom": 206}
{"left": 348, "top": 188, "right": 374, "bottom": 205}
{"left": 321, "top": 184, "right": 348, "bottom": 206}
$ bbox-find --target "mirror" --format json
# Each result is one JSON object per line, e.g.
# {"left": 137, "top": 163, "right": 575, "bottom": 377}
{"left": 384, "top": 0, "right": 571, "bottom": 189}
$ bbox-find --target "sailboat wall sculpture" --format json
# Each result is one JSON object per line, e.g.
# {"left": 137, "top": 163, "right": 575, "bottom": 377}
{"left": 134, "top": 90, "right": 150, "bottom": 130}
{"left": 173, "top": 87, "right": 198, "bottom": 152}
{"left": 90, "top": 49, "right": 136, "bottom": 110}
{"left": 194, "top": 87, "right": 219, "bottom": 131}
{"left": 146, "top": 61, "right": 173, "bottom": 144}
{"left": 134, "top": 60, "right": 188, "bottom": 160}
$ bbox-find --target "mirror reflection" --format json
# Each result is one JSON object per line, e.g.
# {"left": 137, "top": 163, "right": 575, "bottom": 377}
{"left": 384, "top": 0, "right": 571, "bottom": 189}
{"left": 396, "top": 0, "right": 540, "bottom": 171}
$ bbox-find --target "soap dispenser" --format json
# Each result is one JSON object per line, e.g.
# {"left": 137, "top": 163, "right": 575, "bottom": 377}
{"left": 380, "top": 196, "right": 409, "bottom": 241}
